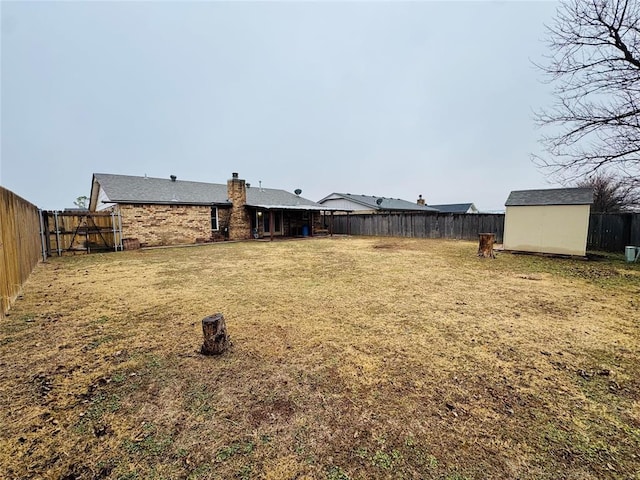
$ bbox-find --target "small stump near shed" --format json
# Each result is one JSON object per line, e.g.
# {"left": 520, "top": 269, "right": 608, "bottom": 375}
{"left": 478, "top": 233, "right": 496, "bottom": 259}
{"left": 201, "top": 313, "right": 230, "bottom": 355}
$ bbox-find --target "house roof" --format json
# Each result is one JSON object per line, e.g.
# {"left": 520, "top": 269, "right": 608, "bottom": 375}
{"left": 92, "top": 173, "right": 327, "bottom": 210}
{"left": 246, "top": 187, "right": 324, "bottom": 210}
{"left": 318, "top": 192, "right": 438, "bottom": 212}
{"left": 505, "top": 187, "right": 594, "bottom": 206}
{"left": 93, "top": 173, "right": 228, "bottom": 205}
{"left": 429, "top": 203, "right": 475, "bottom": 213}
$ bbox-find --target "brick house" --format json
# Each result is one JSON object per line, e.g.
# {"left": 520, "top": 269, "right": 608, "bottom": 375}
{"left": 89, "top": 172, "right": 328, "bottom": 247}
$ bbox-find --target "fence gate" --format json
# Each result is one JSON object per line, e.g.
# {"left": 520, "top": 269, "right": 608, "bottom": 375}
{"left": 40, "top": 210, "right": 123, "bottom": 257}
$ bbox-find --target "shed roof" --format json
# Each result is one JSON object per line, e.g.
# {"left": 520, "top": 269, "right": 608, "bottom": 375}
{"left": 505, "top": 188, "right": 594, "bottom": 206}
{"left": 92, "top": 173, "right": 326, "bottom": 210}
{"left": 318, "top": 192, "right": 438, "bottom": 212}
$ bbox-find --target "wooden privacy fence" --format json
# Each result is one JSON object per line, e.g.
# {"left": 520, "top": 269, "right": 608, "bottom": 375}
{"left": 331, "top": 212, "right": 640, "bottom": 252}
{"left": 331, "top": 213, "right": 505, "bottom": 243}
{"left": 588, "top": 213, "right": 640, "bottom": 252}
{"left": 42, "top": 211, "right": 123, "bottom": 256}
{"left": 0, "top": 186, "right": 42, "bottom": 319}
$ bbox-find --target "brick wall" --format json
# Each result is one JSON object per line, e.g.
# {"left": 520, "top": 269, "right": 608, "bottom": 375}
{"left": 118, "top": 204, "right": 214, "bottom": 247}
{"left": 213, "top": 207, "right": 232, "bottom": 241}
{"left": 312, "top": 212, "right": 323, "bottom": 233}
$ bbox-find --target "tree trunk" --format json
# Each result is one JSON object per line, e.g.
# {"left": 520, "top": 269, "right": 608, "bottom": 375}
{"left": 478, "top": 233, "right": 496, "bottom": 259}
{"left": 201, "top": 313, "right": 230, "bottom": 355}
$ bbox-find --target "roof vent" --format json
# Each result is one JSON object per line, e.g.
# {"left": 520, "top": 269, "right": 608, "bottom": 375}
{"left": 376, "top": 198, "right": 383, "bottom": 205}
{"left": 232, "top": 172, "right": 239, "bottom": 179}
{"left": 246, "top": 183, "right": 251, "bottom": 188}
{"left": 170, "top": 175, "right": 177, "bottom": 182}
{"left": 294, "top": 188, "right": 302, "bottom": 196}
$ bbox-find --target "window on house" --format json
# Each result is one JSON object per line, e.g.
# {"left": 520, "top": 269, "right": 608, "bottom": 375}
{"left": 211, "top": 207, "right": 219, "bottom": 231}
{"left": 263, "top": 210, "right": 282, "bottom": 234}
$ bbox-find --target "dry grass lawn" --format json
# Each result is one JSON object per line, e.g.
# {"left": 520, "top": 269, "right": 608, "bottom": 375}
{"left": 0, "top": 237, "right": 639, "bottom": 480}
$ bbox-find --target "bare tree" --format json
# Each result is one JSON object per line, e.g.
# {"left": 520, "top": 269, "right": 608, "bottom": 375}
{"left": 576, "top": 172, "right": 640, "bottom": 211}
{"left": 534, "top": 0, "right": 640, "bottom": 184}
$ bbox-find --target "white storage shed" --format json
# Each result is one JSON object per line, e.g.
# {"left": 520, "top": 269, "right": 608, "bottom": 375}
{"left": 503, "top": 188, "right": 594, "bottom": 256}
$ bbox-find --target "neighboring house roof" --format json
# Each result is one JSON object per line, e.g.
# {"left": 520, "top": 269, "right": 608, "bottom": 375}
{"left": 505, "top": 187, "right": 594, "bottom": 207}
{"left": 429, "top": 203, "right": 477, "bottom": 214}
{"left": 318, "top": 193, "right": 438, "bottom": 212}
{"left": 91, "top": 173, "right": 327, "bottom": 210}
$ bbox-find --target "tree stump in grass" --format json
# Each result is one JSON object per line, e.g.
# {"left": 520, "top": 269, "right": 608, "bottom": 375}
{"left": 201, "top": 313, "right": 230, "bottom": 355}
{"left": 478, "top": 233, "right": 496, "bottom": 259}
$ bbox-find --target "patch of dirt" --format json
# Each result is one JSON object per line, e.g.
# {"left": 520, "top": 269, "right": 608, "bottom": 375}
{"left": 372, "top": 242, "right": 403, "bottom": 250}
{"left": 249, "top": 398, "right": 296, "bottom": 426}
{"left": 567, "top": 264, "right": 621, "bottom": 280}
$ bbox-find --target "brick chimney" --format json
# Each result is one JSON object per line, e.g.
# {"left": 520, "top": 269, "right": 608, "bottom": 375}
{"left": 227, "top": 172, "right": 251, "bottom": 240}
{"left": 417, "top": 194, "right": 425, "bottom": 206}
{"left": 227, "top": 172, "right": 246, "bottom": 206}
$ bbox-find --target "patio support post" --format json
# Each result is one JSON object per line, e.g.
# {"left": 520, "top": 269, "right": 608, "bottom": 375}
{"left": 330, "top": 211, "right": 334, "bottom": 236}
{"left": 270, "top": 210, "right": 274, "bottom": 242}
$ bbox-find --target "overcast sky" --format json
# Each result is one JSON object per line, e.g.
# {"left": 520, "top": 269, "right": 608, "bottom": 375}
{"left": 1, "top": 1, "right": 561, "bottom": 211}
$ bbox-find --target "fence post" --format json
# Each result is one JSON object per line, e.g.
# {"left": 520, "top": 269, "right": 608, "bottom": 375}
{"left": 38, "top": 209, "right": 47, "bottom": 262}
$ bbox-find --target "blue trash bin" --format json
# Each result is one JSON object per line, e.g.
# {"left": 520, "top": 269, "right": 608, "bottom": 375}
{"left": 302, "top": 225, "right": 309, "bottom": 237}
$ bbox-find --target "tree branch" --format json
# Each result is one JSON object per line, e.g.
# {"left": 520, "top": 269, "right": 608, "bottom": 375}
{"left": 533, "top": 0, "right": 640, "bottom": 184}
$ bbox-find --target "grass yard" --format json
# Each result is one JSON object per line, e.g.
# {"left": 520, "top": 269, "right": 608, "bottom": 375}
{"left": 0, "top": 237, "right": 639, "bottom": 480}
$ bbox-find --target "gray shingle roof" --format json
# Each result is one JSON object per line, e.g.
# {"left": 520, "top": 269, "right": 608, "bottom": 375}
{"left": 429, "top": 203, "right": 475, "bottom": 213}
{"left": 94, "top": 173, "right": 229, "bottom": 205}
{"left": 93, "top": 173, "right": 325, "bottom": 210}
{"left": 505, "top": 188, "right": 594, "bottom": 206}
{"left": 319, "top": 193, "right": 438, "bottom": 212}
{"left": 246, "top": 188, "right": 324, "bottom": 209}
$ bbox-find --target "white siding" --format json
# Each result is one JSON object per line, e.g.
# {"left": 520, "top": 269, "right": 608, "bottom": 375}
{"left": 504, "top": 204, "right": 590, "bottom": 256}
{"left": 96, "top": 186, "right": 115, "bottom": 211}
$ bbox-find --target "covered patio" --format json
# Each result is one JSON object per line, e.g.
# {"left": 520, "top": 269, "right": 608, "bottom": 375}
{"left": 247, "top": 204, "right": 347, "bottom": 240}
